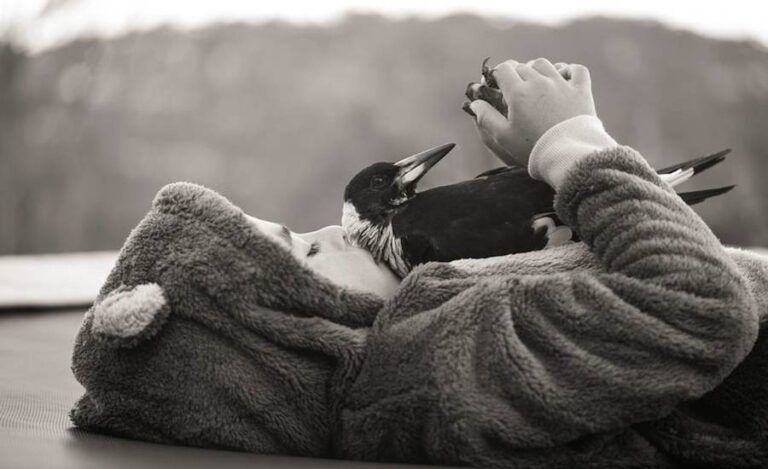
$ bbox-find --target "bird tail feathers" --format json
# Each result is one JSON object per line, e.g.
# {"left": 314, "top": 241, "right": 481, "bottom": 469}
{"left": 677, "top": 185, "right": 735, "bottom": 206}
{"left": 658, "top": 148, "right": 731, "bottom": 187}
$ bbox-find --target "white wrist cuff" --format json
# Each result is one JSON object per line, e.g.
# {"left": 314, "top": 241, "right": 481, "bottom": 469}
{"left": 528, "top": 115, "right": 619, "bottom": 189}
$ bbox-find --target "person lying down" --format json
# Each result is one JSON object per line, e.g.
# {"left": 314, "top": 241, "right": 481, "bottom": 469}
{"left": 70, "top": 59, "right": 768, "bottom": 468}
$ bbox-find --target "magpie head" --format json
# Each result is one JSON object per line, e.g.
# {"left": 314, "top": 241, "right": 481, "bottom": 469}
{"left": 343, "top": 143, "right": 455, "bottom": 225}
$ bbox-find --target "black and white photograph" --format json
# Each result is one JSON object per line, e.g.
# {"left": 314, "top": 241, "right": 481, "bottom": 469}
{"left": 1, "top": 1, "right": 768, "bottom": 468}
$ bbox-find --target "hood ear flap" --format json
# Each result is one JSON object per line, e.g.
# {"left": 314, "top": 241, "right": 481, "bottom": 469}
{"left": 90, "top": 283, "right": 170, "bottom": 348}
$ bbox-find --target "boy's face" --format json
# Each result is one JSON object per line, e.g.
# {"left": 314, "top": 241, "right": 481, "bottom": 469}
{"left": 246, "top": 216, "right": 401, "bottom": 298}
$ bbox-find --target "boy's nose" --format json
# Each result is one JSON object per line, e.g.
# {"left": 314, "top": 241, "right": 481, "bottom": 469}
{"left": 299, "top": 225, "right": 348, "bottom": 250}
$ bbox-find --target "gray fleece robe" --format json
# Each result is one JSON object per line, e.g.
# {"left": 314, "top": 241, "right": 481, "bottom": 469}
{"left": 71, "top": 146, "right": 768, "bottom": 468}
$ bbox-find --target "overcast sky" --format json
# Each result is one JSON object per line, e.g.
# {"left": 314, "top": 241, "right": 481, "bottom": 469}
{"left": 2, "top": 0, "right": 767, "bottom": 52}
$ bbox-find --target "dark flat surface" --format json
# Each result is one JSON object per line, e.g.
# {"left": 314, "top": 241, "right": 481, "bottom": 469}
{"left": 0, "top": 309, "right": 436, "bottom": 469}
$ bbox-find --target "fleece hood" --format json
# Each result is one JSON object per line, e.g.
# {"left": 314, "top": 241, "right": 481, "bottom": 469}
{"left": 70, "top": 182, "right": 383, "bottom": 456}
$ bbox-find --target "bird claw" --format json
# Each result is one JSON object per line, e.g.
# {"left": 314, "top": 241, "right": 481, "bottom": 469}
{"left": 462, "top": 58, "right": 508, "bottom": 117}
{"left": 481, "top": 57, "right": 498, "bottom": 89}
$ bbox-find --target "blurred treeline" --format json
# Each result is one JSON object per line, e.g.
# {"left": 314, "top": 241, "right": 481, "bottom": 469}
{"left": 2, "top": 14, "right": 768, "bottom": 254}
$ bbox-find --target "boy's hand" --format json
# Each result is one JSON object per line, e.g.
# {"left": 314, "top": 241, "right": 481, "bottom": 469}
{"left": 469, "top": 59, "right": 597, "bottom": 167}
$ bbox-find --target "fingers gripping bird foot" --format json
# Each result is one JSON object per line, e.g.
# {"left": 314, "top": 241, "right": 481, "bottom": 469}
{"left": 462, "top": 57, "right": 508, "bottom": 117}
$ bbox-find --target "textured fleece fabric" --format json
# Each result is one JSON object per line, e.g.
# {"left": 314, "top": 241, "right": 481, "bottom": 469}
{"left": 71, "top": 146, "right": 768, "bottom": 468}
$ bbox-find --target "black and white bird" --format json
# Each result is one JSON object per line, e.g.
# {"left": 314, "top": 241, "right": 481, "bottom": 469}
{"left": 342, "top": 145, "right": 733, "bottom": 277}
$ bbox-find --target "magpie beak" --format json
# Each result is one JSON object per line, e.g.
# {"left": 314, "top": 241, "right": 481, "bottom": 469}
{"left": 393, "top": 143, "right": 455, "bottom": 193}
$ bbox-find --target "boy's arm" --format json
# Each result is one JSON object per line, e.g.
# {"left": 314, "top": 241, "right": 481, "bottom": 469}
{"left": 502, "top": 118, "right": 758, "bottom": 441}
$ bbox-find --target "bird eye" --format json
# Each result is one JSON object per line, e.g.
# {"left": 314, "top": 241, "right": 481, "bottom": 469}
{"left": 370, "top": 175, "right": 388, "bottom": 190}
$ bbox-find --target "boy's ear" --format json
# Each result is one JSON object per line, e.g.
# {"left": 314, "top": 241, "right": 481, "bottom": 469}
{"left": 90, "top": 283, "right": 170, "bottom": 348}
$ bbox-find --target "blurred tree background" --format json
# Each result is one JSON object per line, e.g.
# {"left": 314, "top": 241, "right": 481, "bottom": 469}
{"left": 1, "top": 14, "right": 767, "bottom": 254}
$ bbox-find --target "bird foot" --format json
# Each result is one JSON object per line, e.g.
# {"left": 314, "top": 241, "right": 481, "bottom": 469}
{"left": 462, "top": 57, "right": 508, "bottom": 117}
{"left": 481, "top": 57, "right": 498, "bottom": 88}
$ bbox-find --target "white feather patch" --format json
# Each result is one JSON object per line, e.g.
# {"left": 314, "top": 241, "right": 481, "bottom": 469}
{"left": 532, "top": 216, "right": 574, "bottom": 249}
{"left": 659, "top": 168, "right": 694, "bottom": 187}
{"left": 342, "top": 202, "right": 410, "bottom": 277}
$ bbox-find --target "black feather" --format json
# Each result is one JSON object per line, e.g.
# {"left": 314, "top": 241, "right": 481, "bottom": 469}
{"left": 656, "top": 149, "right": 731, "bottom": 175}
{"left": 677, "top": 185, "right": 735, "bottom": 206}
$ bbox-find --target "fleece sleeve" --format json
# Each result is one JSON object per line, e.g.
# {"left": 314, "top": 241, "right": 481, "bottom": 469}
{"left": 499, "top": 146, "right": 759, "bottom": 441}
{"left": 345, "top": 145, "right": 760, "bottom": 457}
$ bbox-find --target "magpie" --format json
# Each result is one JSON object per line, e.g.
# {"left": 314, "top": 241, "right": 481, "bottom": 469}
{"left": 342, "top": 145, "right": 734, "bottom": 278}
